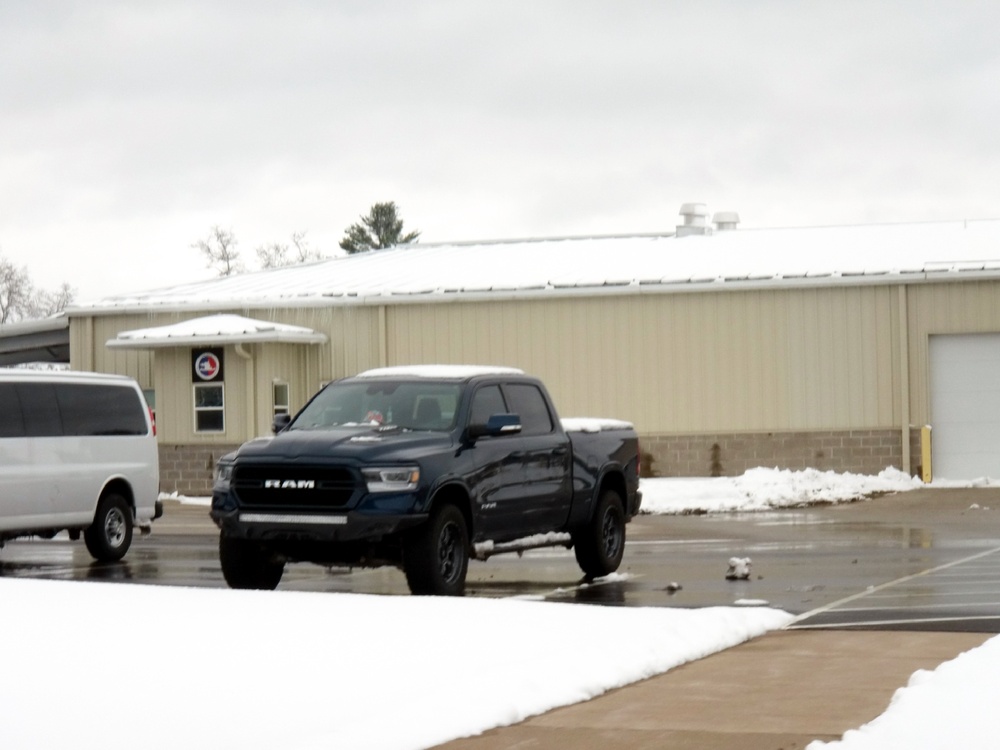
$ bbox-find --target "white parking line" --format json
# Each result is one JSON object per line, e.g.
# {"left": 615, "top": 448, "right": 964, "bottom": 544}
{"left": 834, "top": 601, "right": 1000, "bottom": 612}
{"left": 791, "top": 614, "right": 1000, "bottom": 630}
{"left": 626, "top": 539, "right": 736, "bottom": 546}
{"left": 786, "top": 544, "right": 1000, "bottom": 628}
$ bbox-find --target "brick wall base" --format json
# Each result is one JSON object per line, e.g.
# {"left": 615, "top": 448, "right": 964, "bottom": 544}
{"left": 641, "top": 429, "right": 924, "bottom": 479}
{"left": 158, "top": 443, "right": 242, "bottom": 497}
{"left": 158, "top": 429, "right": 925, "bottom": 494}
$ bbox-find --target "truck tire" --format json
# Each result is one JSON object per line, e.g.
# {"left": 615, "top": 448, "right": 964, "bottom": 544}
{"left": 84, "top": 492, "right": 133, "bottom": 562}
{"left": 573, "top": 489, "right": 626, "bottom": 579}
{"left": 219, "top": 534, "right": 285, "bottom": 590}
{"left": 403, "top": 504, "right": 469, "bottom": 596}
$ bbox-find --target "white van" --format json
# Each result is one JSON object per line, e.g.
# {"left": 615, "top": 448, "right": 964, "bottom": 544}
{"left": 0, "top": 369, "right": 161, "bottom": 561}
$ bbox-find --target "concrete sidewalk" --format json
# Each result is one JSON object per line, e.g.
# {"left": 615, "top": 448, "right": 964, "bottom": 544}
{"left": 434, "top": 630, "right": 990, "bottom": 749}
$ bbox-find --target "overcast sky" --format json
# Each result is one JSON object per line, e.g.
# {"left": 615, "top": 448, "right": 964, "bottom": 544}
{"left": 2, "top": 1, "right": 998, "bottom": 303}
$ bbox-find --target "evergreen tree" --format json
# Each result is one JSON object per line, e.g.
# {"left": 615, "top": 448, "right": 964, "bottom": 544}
{"left": 339, "top": 202, "right": 420, "bottom": 255}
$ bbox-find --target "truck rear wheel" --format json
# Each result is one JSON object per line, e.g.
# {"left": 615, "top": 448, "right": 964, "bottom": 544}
{"left": 219, "top": 534, "right": 285, "bottom": 590}
{"left": 573, "top": 489, "right": 626, "bottom": 578}
{"left": 403, "top": 504, "right": 469, "bottom": 596}
{"left": 84, "top": 492, "right": 133, "bottom": 562}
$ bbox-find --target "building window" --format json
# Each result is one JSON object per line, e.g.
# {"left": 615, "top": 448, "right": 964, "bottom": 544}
{"left": 194, "top": 383, "right": 224, "bottom": 433}
{"left": 273, "top": 382, "right": 290, "bottom": 417}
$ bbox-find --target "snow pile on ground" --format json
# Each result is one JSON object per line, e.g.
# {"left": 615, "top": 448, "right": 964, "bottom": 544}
{"left": 639, "top": 467, "right": 925, "bottom": 514}
{"left": 165, "top": 467, "right": 997, "bottom": 513}
{"left": 1, "top": 577, "right": 791, "bottom": 750}
{"left": 807, "top": 635, "right": 1000, "bottom": 749}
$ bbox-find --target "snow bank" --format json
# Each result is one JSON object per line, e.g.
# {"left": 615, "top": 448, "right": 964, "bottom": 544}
{"left": 640, "top": 467, "right": 925, "bottom": 514}
{"left": 0, "top": 578, "right": 791, "bottom": 750}
{"left": 806, "top": 634, "right": 1000, "bottom": 749}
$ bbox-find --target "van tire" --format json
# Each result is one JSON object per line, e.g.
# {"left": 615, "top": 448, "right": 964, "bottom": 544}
{"left": 84, "top": 493, "right": 134, "bottom": 562}
{"left": 219, "top": 534, "right": 285, "bottom": 590}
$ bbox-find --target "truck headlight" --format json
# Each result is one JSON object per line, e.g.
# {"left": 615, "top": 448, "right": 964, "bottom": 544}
{"left": 215, "top": 461, "right": 235, "bottom": 485}
{"left": 362, "top": 466, "right": 420, "bottom": 493}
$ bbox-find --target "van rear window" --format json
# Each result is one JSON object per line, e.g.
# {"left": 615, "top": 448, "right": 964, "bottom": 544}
{"left": 0, "top": 382, "right": 148, "bottom": 438}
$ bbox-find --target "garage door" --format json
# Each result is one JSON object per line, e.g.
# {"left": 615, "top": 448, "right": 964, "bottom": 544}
{"left": 929, "top": 333, "right": 1000, "bottom": 480}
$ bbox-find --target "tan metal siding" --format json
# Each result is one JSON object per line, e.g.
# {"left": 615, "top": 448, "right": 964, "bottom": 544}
{"left": 906, "top": 280, "right": 1000, "bottom": 427}
{"left": 279, "top": 306, "right": 381, "bottom": 383}
{"left": 70, "top": 312, "right": 163, "bottom": 387}
{"left": 386, "top": 287, "right": 900, "bottom": 434}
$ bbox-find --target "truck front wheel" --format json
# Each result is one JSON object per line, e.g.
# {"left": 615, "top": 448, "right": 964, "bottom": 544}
{"left": 403, "top": 504, "right": 469, "bottom": 596}
{"left": 573, "top": 489, "right": 626, "bottom": 579}
{"left": 219, "top": 534, "right": 285, "bottom": 590}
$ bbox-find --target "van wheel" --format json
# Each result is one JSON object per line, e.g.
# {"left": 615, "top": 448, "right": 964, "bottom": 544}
{"left": 219, "top": 534, "right": 284, "bottom": 590}
{"left": 403, "top": 504, "right": 469, "bottom": 596}
{"left": 84, "top": 493, "right": 134, "bottom": 562}
{"left": 573, "top": 489, "right": 626, "bottom": 579}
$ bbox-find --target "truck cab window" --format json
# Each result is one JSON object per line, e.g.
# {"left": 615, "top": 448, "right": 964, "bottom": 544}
{"left": 503, "top": 384, "right": 553, "bottom": 436}
{"left": 470, "top": 385, "right": 507, "bottom": 426}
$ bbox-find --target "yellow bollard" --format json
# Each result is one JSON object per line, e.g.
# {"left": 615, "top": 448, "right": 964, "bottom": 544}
{"left": 921, "top": 425, "right": 932, "bottom": 483}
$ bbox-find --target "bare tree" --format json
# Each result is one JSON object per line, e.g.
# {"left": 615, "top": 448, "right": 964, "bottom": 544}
{"left": 29, "top": 282, "right": 76, "bottom": 318}
{"left": 192, "top": 226, "right": 243, "bottom": 276}
{"left": 256, "top": 241, "right": 290, "bottom": 269}
{"left": 0, "top": 253, "right": 75, "bottom": 323}
{"left": 291, "top": 231, "right": 322, "bottom": 263}
{"left": 0, "top": 255, "right": 34, "bottom": 324}
{"left": 256, "top": 231, "right": 323, "bottom": 269}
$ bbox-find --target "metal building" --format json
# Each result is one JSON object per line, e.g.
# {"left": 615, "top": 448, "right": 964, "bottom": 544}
{"left": 62, "top": 211, "right": 1000, "bottom": 493}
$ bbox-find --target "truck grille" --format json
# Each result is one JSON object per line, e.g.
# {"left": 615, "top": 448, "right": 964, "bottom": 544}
{"left": 232, "top": 466, "right": 358, "bottom": 509}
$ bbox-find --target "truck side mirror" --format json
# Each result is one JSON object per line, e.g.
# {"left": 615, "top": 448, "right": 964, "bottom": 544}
{"left": 466, "top": 413, "right": 522, "bottom": 440}
{"left": 272, "top": 413, "right": 292, "bottom": 433}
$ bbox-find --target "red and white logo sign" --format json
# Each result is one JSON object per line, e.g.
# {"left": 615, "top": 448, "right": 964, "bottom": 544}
{"left": 194, "top": 351, "right": 221, "bottom": 381}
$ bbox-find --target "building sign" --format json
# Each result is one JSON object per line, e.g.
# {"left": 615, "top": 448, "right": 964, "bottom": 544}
{"left": 192, "top": 348, "right": 225, "bottom": 382}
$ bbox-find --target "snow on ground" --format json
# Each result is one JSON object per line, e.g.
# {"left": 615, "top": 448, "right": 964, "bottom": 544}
{"left": 806, "top": 634, "right": 1000, "bottom": 749}
{"left": 639, "top": 466, "right": 927, "bottom": 514}
{"left": 1, "top": 577, "right": 790, "bottom": 750}
{"left": 40, "top": 467, "right": 1000, "bottom": 749}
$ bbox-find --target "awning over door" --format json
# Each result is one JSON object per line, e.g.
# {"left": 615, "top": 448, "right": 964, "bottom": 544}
{"left": 105, "top": 314, "right": 328, "bottom": 349}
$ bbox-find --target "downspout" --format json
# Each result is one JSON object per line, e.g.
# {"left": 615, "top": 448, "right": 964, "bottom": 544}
{"left": 235, "top": 343, "right": 256, "bottom": 437}
{"left": 378, "top": 305, "right": 388, "bottom": 368}
{"left": 898, "top": 285, "right": 911, "bottom": 474}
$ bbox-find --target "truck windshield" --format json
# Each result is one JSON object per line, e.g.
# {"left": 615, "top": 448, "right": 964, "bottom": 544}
{"left": 291, "top": 381, "right": 461, "bottom": 432}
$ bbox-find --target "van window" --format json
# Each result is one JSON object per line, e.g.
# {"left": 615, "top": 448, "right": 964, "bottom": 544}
{"left": 0, "top": 382, "right": 148, "bottom": 437}
{"left": 15, "top": 383, "right": 62, "bottom": 437}
{"left": 0, "top": 383, "right": 26, "bottom": 437}
{"left": 56, "top": 384, "right": 148, "bottom": 436}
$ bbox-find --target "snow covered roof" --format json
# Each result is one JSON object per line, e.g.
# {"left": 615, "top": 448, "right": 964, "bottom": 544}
{"left": 70, "top": 219, "right": 1000, "bottom": 315}
{"left": 105, "top": 314, "right": 328, "bottom": 349}
{"left": 356, "top": 365, "right": 525, "bottom": 379}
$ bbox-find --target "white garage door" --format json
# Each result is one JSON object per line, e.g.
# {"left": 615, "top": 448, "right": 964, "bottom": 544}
{"left": 930, "top": 333, "right": 1000, "bottom": 480}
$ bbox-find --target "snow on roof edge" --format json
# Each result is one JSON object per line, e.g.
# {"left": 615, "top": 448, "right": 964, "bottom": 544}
{"left": 64, "top": 219, "right": 1000, "bottom": 317}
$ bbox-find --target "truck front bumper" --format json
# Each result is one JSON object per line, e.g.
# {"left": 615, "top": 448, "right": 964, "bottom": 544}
{"left": 210, "top": 508, "right": 428, "bottom": 543}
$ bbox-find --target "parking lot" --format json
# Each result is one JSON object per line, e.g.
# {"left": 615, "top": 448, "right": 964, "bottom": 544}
{"left": 3, "top": 487, "right": 999, "bottom": 634}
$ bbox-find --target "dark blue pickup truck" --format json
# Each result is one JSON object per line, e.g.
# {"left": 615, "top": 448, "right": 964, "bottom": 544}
{"left": 211, "top": 365, "right": 642, "bottom": 595}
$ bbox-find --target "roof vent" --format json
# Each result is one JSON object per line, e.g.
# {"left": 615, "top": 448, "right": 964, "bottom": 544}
{"left": 713, "top": 211, "right": 740, "bottom": 231}
{"left": 676, "top": 203, "right": 711, "bottom": 237}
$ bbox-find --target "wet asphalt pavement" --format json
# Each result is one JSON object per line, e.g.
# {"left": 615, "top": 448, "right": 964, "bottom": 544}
{"left": 3, "top": 487, "right": 1000, "bottom": 633}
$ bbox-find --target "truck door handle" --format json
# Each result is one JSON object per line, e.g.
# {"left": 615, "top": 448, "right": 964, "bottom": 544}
{"left": 551, "top": 447, "right": 568, "bottom": 457}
